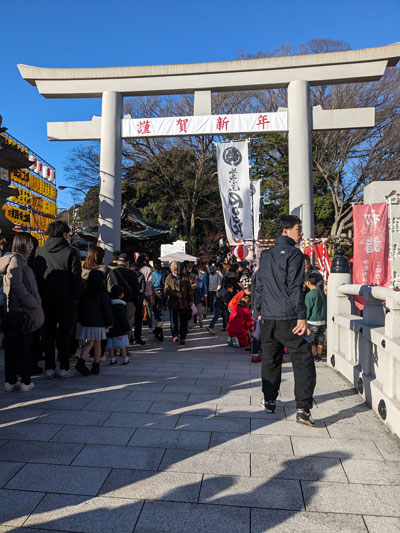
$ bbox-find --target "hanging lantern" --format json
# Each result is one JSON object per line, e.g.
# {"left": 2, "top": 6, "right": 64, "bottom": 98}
{"left": 29, "top": 155, "right": 36, "bottom": 170}
{"left": 42, "top": 166, "right": 50, "bottom": 180}
{"left": 246, "top": 249, "right": 254, "bottom": 262}
{"left": 233, "top": 244, "right": 249, "bottom": 260}
{"left": 34, "top": 160, "right": 42, "bottom": 175}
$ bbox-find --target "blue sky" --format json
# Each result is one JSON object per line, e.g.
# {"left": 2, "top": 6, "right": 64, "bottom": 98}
{"left": 1, "top": 0, "right": 399, "bottom": 209}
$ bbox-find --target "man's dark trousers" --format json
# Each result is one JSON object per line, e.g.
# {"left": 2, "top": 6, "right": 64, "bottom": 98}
{"left": 169, "top": 309, "right": 188, "bottom": 340}
{"left": 44, "top": 304, "right": 76, "bottom": 372}
{"left": 260, "top": 319, "right": 316, "bottom": 411}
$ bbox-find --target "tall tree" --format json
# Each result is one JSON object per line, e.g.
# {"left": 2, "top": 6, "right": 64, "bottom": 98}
{"left": 121, "top": 96, "right": 222, "bottom": 251}
{"left": 241, "top": 39, "right": 399, "bottom": 237}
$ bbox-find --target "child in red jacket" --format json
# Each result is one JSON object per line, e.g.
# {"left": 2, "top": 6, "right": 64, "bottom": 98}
{"left": 227, "top": 296, "right": 253, "bottom": 348}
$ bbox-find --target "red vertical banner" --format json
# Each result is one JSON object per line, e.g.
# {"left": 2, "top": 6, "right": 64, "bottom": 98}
{"left": 313, "top": 243, "right": 332, "bottom": 280}
{"left": 353, "top": 203, "right": 390, "bottom": 291}
{"left": 304, "top": 244, "right": 331, "bottom": 280}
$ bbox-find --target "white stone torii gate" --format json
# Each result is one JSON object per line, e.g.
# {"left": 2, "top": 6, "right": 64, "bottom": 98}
{"left": 18, "top": 43, "right": 400, "bottom": 260}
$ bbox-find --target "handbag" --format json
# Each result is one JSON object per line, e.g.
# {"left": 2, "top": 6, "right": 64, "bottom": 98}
{"left": 3, "top": 310, "right": 34, "bottom": 336}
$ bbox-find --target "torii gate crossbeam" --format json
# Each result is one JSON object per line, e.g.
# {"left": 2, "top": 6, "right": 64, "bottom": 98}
{"left": 18, "top": 43, "right": 400, "bottom": 260}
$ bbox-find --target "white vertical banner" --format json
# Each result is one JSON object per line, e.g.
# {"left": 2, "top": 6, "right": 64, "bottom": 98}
{"left": 251, "top": 179, "right": 261, "bottom": 241}
{"left": 216, "top": 141, "right": 252, "bottom": 245}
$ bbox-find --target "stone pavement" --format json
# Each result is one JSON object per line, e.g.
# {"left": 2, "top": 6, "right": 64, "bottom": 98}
{"left": 0, "top": 322, "right": 399, "bottom": 532}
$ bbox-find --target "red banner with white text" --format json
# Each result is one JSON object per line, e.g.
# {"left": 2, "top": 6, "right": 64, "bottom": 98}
{"left": 353, "top": 203, "right": 389, "bottom": 308}
{"left": 304, "top": 243, "right": 332, "bottom": 281}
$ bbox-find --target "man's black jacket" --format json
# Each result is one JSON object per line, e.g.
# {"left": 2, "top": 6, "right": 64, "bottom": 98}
{"left": 111, "top": 266, "right": 140, "bottom": 306}
{"left": 255, "top": 235, "right": 306, "bottom": 320}
{"left": 33, "top": 237, "right": 82, "bottom": 306}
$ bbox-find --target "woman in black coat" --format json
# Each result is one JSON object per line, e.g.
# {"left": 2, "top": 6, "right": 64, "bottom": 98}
{"left": 76, "top": 270, "right": 113, "bottom": 376}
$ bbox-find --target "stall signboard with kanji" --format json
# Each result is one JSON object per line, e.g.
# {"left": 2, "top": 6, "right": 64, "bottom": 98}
{"left": 0, "top": 132, "right": 57, "bottom": 244}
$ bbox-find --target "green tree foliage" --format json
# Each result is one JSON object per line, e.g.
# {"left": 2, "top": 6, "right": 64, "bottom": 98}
{"left": 63, "top": 39, "right": 399, "bottom": 245}
{"left": 120, "top": 96, "right": 224, "bottom": 253}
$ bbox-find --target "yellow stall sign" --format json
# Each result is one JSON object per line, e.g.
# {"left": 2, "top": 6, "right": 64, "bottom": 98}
{"left": 3, "top": 205, "right": 30, "bottom": 226}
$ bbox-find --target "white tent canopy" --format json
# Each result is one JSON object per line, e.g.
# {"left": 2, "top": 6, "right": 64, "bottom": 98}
{"left": 159, "top": 251, "right": 198, "bottom": 262}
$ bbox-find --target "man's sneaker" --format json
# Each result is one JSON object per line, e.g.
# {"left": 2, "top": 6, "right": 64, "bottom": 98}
{"left": 232, "top": 337, "right": 240, "bottom": 348}
{"left": 122, "top": 357, "right": 129, "bottom": 365}
{"left": 296, "top": 408, "right": 315, "bottom": 426}
{"left": 75, "top": 358, "right": 91, "bottom": 376}
{"left": 135, "top": 338, "right": 146, "bottom": 345}
{"left": 251, "top": 355, "right": 262, "bottom": 363}
{"left": 4, "top": 381, "right": 20, "bottom": 392}
{"left": 207, "top": 327, "right": 215, "bottom": 335}
{"left": 227, "top": 337, "right": 233, "bottom": 346}
{"left": 20, "top": 382, "right": 35, "bottom": 393}
{"left": 45, "top": 369, "right": 56, "bottom": 379}
{"left": 172, "top": 336, "right": 179, "bottom": 342}
{"left": 59, "top": 368, "right": 75, "bottom": 379}
{"left": 179, "top": 339, "right": 186, "bottom": 345}
{"left": 109, "top": 357, "right": 117, "bottom": 365}
{"left": 91, "top": 362, "right": 100, "bottom": 375}
{"left": 260, "top": 398, "right": 276, "bottom": 413}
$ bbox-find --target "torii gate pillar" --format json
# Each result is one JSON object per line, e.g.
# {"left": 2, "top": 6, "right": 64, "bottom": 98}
{"left": 98, "top": 91, "right": 122, "bottom": 262}
{"left": 288, "top": 80, "right": 314, "bottom": 238}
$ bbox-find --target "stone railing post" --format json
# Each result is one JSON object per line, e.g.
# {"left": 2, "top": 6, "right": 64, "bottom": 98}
{"left": 327, "top": 248, "right": 352, "bottom": 368}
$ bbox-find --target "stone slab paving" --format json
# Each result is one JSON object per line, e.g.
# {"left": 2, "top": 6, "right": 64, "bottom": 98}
{"left": 0, "top": 323, "right": 399, "bottom": 531}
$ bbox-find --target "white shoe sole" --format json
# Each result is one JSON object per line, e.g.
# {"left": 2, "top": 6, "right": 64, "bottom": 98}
{"left": 20, "top": 383, "right": 35, "bottom": 392}
{"left": 59, "top": 371, "right": 75, "bottom": 379}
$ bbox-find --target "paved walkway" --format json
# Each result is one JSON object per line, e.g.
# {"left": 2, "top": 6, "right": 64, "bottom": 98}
{"left": 0, "top": 322, "right": 399, "bottom": 532}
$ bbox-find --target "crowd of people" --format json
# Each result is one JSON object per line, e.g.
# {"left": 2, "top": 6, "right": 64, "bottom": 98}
{"left": 0, "top": 215, "right": 327, "bottom": 427}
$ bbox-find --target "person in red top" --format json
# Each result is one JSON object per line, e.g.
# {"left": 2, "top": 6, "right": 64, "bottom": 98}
{"left": 227, "top": 296, "right": 253, "bottom": 348}
{"left": 228, "top": 284, "right": 251, "bottom": 313}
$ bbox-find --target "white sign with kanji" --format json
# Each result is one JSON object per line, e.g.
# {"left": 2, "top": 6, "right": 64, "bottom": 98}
{"left": 121, "top": 112, "right": 287, "bottom": 138}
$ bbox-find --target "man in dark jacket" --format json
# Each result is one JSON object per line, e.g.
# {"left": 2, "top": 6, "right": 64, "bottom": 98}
{"left": 130, "top": 260, "right": 146, "bottom": 345}
{"left": 34, "top": 220, "right": 82, "bottom": 379}
{"left": 110, "top": 253, "right": 140, "bottom": 343}
{"left": 255, "top": 214, "right": 316, "bottom": 426}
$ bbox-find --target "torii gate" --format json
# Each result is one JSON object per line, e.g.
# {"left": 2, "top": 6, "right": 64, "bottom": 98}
{"left": 18, "top": 43, "right": 400, "bottom": 261}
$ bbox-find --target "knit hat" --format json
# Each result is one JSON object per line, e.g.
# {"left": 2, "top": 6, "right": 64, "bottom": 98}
{"left": 242, "top": 276, "right": 252, "bottom": 289}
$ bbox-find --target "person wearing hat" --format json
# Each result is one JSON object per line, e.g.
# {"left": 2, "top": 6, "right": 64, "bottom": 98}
{"left": 164, "top": 261, "right": 193, "bottom": 345}
{"left": 110, "top": 253, "right": 140, "bottom": 343}
{"left": 227, "top": 281, "right": 252, "bottom": 313}
{"left": 137, "top": 254, "right": 154, "bottom": 329}
{"left": 129, "top": 259, "right": 147, "bottom": 345}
